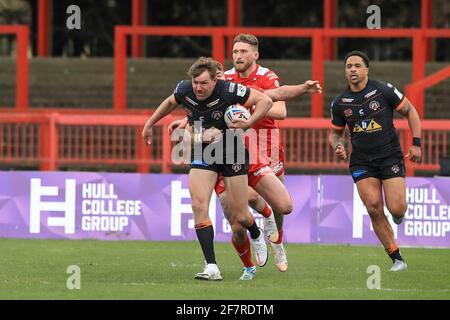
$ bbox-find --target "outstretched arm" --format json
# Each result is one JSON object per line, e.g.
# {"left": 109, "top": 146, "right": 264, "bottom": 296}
{"left": 142, "top": 94, "right": 179, "bottom": 145}
{"left": 265, "top": 80, "right": 322, "bottom": 102}
{"left": 263, "top": 80, "right": 322, "bottom": 119}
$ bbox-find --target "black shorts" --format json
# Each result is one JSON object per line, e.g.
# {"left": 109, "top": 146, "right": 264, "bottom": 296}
{"left": 190, "top": 142, "right": 249, "bottom": 177}
{"left": 190, "top": 160, "right": 248, "bottom": 177}
{"left": 349, "top": 153, "right": 405, "bottom": 183}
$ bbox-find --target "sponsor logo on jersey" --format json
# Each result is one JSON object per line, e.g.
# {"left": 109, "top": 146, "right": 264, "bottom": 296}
{"left": 342, "top": 98, "right": 354, "bottom": 103}
{"left": 228, "top": 82, "right": 236, "bottom": 93}
{"left": 394, "top": 88, "right": 404, "bottom": 100}
{"left": 353, "top": 119, "right": 382, "bottom": 133}
{"left": 369, "top": 100, "right": 381, "bottom": 111}
{"left": 344, "top": 108, "right": 353, "bottom": 117}
{"left": 364, "top": 89, "right": 377, "bottom": 99}
{"left": 236, "top": 84, "right": 247, "bottom": 97}
{"left": 212, "top": 110, "right": 223, "bottom": 120}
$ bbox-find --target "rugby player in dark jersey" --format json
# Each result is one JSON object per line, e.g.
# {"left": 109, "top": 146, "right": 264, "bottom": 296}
{"left": 142, "top": 57, "right": 273, "bottom": 280}
{"left": 329, "top": 51, "right": 422, "bottom": 272}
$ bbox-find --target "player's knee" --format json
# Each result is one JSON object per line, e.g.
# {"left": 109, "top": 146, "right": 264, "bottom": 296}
{"left": 247, "top": 194, "right": 259, "bottom": 209}
{"left": 388, "top": 201, "right": 407, "bottom": 217}
{"left": 283, "top": 202, "right": 293, "bottom": 215}
{"left": 236, "top": 212, "right": 252, "bottom": 227}
{"left": 365, "top": 202, "right": 384, "bottom": 218}
{"left": 246, "top": 188, "right": 260, "bottom": 209}
{"left": 274, "top": 200, "right": 293, "bottom": 215}
{"left": 191, "top": 198, "right": 209, "bottom": 216}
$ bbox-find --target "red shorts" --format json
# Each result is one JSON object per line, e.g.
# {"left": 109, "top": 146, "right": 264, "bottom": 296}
{"left": 214, "top": 139, "right": 286, "bottom": 196}
{"left": 214, "top": 162, "right": 272, "bottom": 196}
{"left": 270, "top": 145, "right": 285, "bottom": 177}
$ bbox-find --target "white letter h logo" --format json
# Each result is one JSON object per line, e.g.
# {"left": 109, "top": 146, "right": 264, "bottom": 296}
{"left": 29, "top": 179, "right": 76, "bottom": 234}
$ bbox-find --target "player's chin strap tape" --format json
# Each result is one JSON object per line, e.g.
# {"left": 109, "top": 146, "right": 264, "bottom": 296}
{"left": 413, "top": 137, "right": 421, "bottom": 147}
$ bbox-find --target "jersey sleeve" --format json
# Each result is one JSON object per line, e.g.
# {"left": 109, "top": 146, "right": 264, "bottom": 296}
{"left": 379, "top": 81, "right": 406, "bottom": 110}
{"left": 222, "top": 81, "right": 250, "bottom": 106}
{"left": 173, "top": 80, "right": 191, "bottom": 104}
{"left": 330, "top": 98, "right": 346, "bottom": 129}
{"left": 261, "top": 71, "right": 281, "bottom": 90}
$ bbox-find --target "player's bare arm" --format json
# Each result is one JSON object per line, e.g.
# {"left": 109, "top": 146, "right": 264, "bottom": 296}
{"left": 265, "top": 101, "right": 287, "bottom": 120}
{"left": 263, "top": 80, "right": 322, "bottom": 119}
{"left": 397, "top": 98, "right": 422, "bottom": 163}
{"left": 265, "top": 80, "right": 322, "bottom": 102}
{"left": 142, "top": 94, "right": 179, "bottom": 145}
{"left": 329, "top": 127, "right": 347, "bottom": 160}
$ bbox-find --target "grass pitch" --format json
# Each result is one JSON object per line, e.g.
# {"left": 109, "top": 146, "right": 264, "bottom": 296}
{"left": 1, "top": 238, "right": 449, "bottom": 300}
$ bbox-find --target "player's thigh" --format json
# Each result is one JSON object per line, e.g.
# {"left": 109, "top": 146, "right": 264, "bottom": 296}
{"left": 276, "top": 172, "right": 285, "bottom": 183}
{"left": 222, "top": 174, "right": 249, "bottom": 215}
{"left": 253, "top": 173, "right": 292, "bottom": 214}
{"left": 382, "top": 177, "right": 407, "bottom": 214}
{"left": 355, "top": 177, "right": 384, "bottom": 215}
{"left": 189, "top": 168, "right": 218, "bottom": 220}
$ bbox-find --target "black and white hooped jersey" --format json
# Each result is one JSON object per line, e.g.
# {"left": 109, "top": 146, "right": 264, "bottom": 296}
{"left": 331, "top": 79, "right": 407, "bottom": 158}
{"left": 173, "top": 79, "right": 250, "bottom": 131}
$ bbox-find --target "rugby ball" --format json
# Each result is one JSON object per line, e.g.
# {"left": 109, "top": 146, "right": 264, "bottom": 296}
{"left": 224, "top": 104, "right": 251, "bottom": 128}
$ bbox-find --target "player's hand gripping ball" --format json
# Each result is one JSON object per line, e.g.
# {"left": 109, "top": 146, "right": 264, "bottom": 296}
{"left": 224, "top": 104, "right": 251, "bottom": 130}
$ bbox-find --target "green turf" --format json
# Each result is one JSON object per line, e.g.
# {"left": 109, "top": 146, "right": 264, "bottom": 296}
{"left": 0, "top": 238, "right": 449, "bottom": 299}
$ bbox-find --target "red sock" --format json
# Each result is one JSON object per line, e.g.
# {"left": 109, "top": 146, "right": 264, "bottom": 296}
{"left": 275, "top": 228, "right": 284, "bottom": 244}
{"left": 232, "top": 235, "right": 254, "bottom": 268}
{"left": 260, "top": 202, "right": 272, "bottom": 218}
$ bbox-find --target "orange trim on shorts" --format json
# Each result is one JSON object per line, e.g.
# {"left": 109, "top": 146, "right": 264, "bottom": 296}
{"left": 395, "top": 97, "right": 407, "bottom": 111}
{"left": 331, "top": 123, "right": 345, "bottom": 130}
{"left": 194, "top": 219, "right": 212, "bottom": 230}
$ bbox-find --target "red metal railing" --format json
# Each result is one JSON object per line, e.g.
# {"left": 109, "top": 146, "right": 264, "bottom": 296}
{"left": 114, "top": 26, "right": 450, "bottom": 118}
{"left": 1, "top": 113, "right": 448, "bottom": 176}
{"left": 405, "top": 65, "right": 450, "bottom": 117}
{"left": 0, "top": 25, "right": 29, "bottom": 110}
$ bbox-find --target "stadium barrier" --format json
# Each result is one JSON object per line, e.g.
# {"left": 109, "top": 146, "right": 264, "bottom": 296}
{"left": 1, "top": 112, "right": 449, "bottom": 176}
{"left": 1, "top": 171, "right": 449, "bottom": 247}
{"left": 114, "top": 26, "right": 450, "bottom": 117}
{"left": 0, "top": 25, "right": 28, "bottom": 109}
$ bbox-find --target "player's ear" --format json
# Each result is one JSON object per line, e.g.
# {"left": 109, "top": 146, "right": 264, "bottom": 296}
{"left": 254, "top": 51, "right": 259, "bottom": 60}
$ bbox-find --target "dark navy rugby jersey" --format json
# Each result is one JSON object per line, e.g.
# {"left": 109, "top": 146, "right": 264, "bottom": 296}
{"left": 173, "top": 79, "right": 250, "bottom": 131}
{"left": 331, "top": 79, "right": 407, "bottom": 157}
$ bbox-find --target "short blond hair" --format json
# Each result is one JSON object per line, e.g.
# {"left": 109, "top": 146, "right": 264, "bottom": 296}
{"left": 233, "top": 33, "right": 258, "bottom": 51}
{"left": 187, "top": 57, "right": 218, "bottom": 79}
